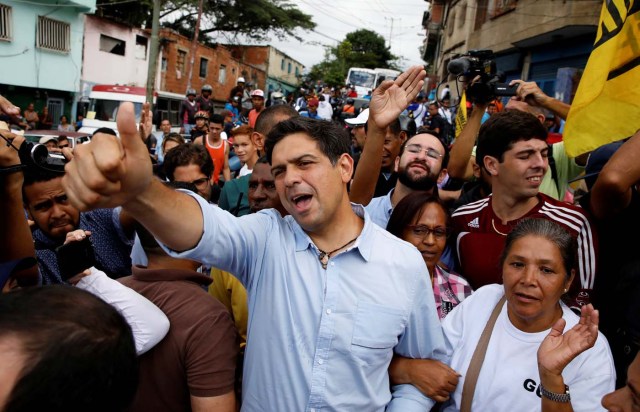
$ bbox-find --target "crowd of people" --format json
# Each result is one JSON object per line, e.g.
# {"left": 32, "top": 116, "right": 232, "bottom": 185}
{"left": 0, "top": 64, "right": 638, "bottom": 412}
{"left": 0, "top": 101, "right": 83, "bottom": 132}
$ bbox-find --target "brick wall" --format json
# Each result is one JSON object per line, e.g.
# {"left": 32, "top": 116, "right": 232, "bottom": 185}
{"left": 158, "top": 29, "right": 266, "bottom": 104}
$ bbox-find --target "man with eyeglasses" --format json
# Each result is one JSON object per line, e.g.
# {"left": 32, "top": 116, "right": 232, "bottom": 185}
{"left": 163, "top": 143, "right": 214, "bottom": 202}
{"left": 61, "top": 66, "right": 448, "bottom": 411}
{"left": 362, "top": 135, "right": 448, "bottom": 229}
{"left": 351, "top": 101, "right": 449, "bottom": 227}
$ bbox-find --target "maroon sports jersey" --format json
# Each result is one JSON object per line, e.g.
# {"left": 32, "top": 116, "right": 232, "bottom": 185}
{"left": 451, "top": 193, "right": 598, "bottom": 308}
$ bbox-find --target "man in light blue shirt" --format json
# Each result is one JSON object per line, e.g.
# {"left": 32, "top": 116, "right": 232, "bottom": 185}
{"left": 363, "top": 132, "right": 448, "bottom": 228}
{"left": 61, "top": 66, "right": 446, "bottom": 411}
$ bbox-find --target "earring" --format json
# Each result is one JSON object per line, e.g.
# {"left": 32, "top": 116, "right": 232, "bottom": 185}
{"left": 563, "top": 288, "right": 567, "bottom": 293}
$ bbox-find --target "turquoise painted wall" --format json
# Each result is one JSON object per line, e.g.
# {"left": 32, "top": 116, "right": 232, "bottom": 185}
{"left": 0, "top": 0, "right": 95, "bottom": 93}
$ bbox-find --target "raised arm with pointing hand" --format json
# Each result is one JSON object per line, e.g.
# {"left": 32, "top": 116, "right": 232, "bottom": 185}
{"left": 62, "top": 102, "right": 204, "bottom": 252}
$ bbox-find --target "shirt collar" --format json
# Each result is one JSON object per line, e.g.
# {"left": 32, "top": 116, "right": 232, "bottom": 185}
{"left": 291, "top": 203, "right": 373, "bottom": 262}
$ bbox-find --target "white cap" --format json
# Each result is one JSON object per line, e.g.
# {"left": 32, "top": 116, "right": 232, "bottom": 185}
{"left": 251, "top": 89, "right": 265, "bottom": 98}
{"left": 344, "top": 108, "right": 369, "bottom": 126}
{"left": 237, "top": 77, "right": 245, "bottom": 83}
{"left": 39, "top": 136, "right": 58, "bottom": 145}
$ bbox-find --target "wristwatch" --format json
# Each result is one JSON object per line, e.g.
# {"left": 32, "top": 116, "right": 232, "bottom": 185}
{"left": 540, "top": 384, "right": 571, "bottom": 403}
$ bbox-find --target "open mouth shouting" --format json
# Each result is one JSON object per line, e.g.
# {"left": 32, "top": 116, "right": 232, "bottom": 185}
{"left": 290, "top": 193, "right": 313, "bottom": 213}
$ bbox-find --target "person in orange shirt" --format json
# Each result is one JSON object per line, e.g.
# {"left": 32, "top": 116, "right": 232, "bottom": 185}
{"left": 248, "top": 89, "right": 265, "bottom": 128}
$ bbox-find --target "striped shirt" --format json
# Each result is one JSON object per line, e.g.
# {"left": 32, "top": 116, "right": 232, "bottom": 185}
{"left": 450, "top": 193, "right": 597, "bottom": 309}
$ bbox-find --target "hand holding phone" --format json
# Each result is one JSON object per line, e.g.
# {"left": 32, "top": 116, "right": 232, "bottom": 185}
{"left": 56, "top": 231, "right": 97, "bottom": 281}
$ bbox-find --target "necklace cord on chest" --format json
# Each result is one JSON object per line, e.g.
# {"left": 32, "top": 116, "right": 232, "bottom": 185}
{"left": 317, "top": 236, "right": 359, "bottom": 269}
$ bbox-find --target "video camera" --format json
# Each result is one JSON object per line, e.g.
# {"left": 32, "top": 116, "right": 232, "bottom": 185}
{"left": 0, "top": 131, "right": 67, "bottom": 173}
{"left": 17, "top": 140, "right": 67, "bottom": 172}
{"left": 447, "top": 49, "right": 517, "bottom": 104}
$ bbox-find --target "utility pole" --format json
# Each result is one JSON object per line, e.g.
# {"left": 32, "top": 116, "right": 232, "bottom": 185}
{"left": 186, "top": 0, "right": 205, "bottom": 93}
{"left": 145, "top": 0, "right": 160, "bottom": 104}
{"left": 384, "top": 17, "right": 398, "bottom": 51}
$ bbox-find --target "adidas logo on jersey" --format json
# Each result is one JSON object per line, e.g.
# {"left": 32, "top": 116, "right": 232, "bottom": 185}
{"left": 468, "top": 217, "right": 480, "bottom": 228}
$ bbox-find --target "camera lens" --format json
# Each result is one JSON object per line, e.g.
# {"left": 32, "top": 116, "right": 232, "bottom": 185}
{"left": 31, "top": 143, "right": 49, "bottom": 166}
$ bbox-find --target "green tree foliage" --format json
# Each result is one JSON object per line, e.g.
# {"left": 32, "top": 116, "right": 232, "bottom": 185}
{"left": 345, "top": 29, "right": 396, "bottom": 68}
{"left": 95, "top": 0, "right": 315, "bottom": 43}
{"left": 308, "top": 29, "right": 398, "bottom": 86}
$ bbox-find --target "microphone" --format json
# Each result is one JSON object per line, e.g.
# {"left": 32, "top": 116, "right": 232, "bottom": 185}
{"left": 447, "top": 57, "right": 470, "bottom": 75}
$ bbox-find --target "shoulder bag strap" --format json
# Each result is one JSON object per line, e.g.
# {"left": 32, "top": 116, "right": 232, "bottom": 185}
{"left": 459, "top": 295, "right": 506, "bottom": 412}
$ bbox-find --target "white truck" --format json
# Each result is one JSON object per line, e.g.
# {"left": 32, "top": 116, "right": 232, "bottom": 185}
{"left": 345, "top": 67, "right": 401, "bottom": 98}
{"left": 78, "top": 85, "right": 151, "bottom": 135}
{"left": 345, "top": 67, "right": 401, "bottom": 111}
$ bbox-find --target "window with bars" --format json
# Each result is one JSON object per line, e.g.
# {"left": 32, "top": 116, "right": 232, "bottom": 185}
{"left": 37, "top": 16, "right": 70, "bottom": 53}
{"left": 0, "top": 4, "right": 12, "bottom": 41}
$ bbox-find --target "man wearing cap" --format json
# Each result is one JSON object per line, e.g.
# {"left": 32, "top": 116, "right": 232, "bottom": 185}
{"left": 39, "top": 136, "right": 60, "bottom": 152}
{"left": 179, "top": 89, "right": 198, "bottom": 135}
{"left": 301, "top": 98, "right": 320, "bottom": 119}
{"left": 230, "top": 77, "right": 245, "bottom": 101}
{"left": 197, "top": 84, "right": 215, "bottom": 119}
{"left": 248, "top": 89, "right": 265, "bottom": 128}
{"left": 344, "top": 109, "right": 369, "bottom": 168}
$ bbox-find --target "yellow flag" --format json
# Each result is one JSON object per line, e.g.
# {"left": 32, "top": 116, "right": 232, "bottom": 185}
{"left": 563, "top": 0, "right": 640, "bottom": 157}
{"left": 455, "top": 91, "right": 467, "bottom": 139}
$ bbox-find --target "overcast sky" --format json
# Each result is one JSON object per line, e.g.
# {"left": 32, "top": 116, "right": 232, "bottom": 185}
{"left": 214, "top": 0, "right": 430, "bottom": 71}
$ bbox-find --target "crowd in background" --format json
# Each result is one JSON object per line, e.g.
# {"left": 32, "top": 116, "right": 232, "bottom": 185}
{"left": 0, "top": 63, "right": 638, "bottom": 412}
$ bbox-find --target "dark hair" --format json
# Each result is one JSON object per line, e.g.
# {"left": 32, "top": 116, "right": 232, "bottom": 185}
{"left": 22, "top": 165, "right": 65, "bottom": 204}
{"left": 0, "top": 286, "right": 138, "bottom": 412}
{"left": 161, "top": 132, "right": 185, "bottom": 154}
{"left": 163, "top": 143, "right": 213, "bottom": 181}
{"left": 475, "top": 110, "right": 548, "bottom": 169}
{"left": 399, "top": 132, "right": 450, "bottom": 168}
{"left": 266, "top": 116, "right": 350, "bottom": 165}
{"left": 57, "top": 135, "right": 69, "bottom": 143}
{"left": 388, "top": 118, "right": 402, "bottom": 135}
{"left": 209, "top": 114, "right": 225, "bottom": 125}
{"left": 59, "top": 115, "right": 67, "bottom": 121}
{"left": 92, "top": 127, "right": 117, "bottom": 137}
{"left": 399, "top": 115, "right": 417, "bottom": 138}
{"left": 386, "top": 193, "right": 450, "bottom": 238}
{"left": 500, "top": 218, "right": 577, "bottom": 279}
{"left": 254, "top": 104, "right": 299, "bottom": 135}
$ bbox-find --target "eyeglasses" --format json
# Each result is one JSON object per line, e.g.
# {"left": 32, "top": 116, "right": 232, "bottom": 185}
{"left": 405, "top": 144, "right": 443, "bottom": 160}
{"left": 406, "top": 224, "right": 448, "bottom": 239}
{"left": 188, "top": 177, "right": 210, "bottom": 188}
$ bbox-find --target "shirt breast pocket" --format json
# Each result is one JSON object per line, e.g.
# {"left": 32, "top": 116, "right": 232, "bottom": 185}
{"left": 351, "top": 301, "right": 405, "bottom": 366}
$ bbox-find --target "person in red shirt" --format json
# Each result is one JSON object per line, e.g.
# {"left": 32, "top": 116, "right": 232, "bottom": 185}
{"left": 248, "top": 89, "right": 265, "bottom": 128}
{"left": 450, "top": 110, "right": 598, "bottom": 310}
